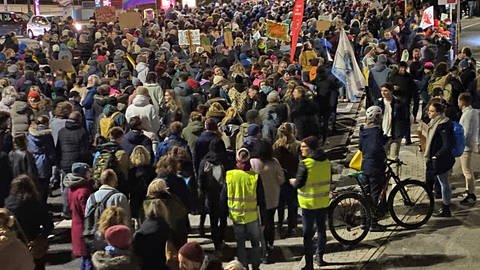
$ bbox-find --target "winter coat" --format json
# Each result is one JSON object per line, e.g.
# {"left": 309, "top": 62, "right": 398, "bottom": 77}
{"left": 4, "top": 196, "right": 53, "bottom": 240}
{"left": 376, "top": 97, "right": 411, "bottom": 139}
{"left": 368, "top": 64, "right": 392, "bottom": 102}
{"left": 0, "top": 229, "right": 35, "bottom": 270}
{"left": 181, "top": 120, "right": 204, "bottom": 154}
{"left": 133, "top": 217, "right": 170, "bottom": 270}
{"left": 135, "top": 62, "right": 149, "bottom": 84}
{"left": 155, "top": 134, "right": 190, "bottom": 164}
{"left": 120, "top": 130, "right": 153, "bottom": 157}
{"left": 81, "top": 86, "right": 97, "bottom": 122}
{"left": 359, "top": 126, "right": 386, "bottom": 176}
{"left": 161, "top": 173, "right": 192, "bottom": 213}
{"left": 27, "top": 125, "right": 56, "bottom": 179}
{"left": 128, "top": 165, "right": 155, "bottom": 219}
{"left": 92, "top": 250, "right": 140, "bottom": 270}
{"left": 143, "top": 83, "right": 163, "bottom": 113}
{"left": 125, "top": 95, "right": 160, "bottom": 136}
{"left": 8, "top": 149, "right": 38, "bottom": 181}
{"left": 313, "top": 67, "right": 341, "bottom": 114}
{"left": 460, "top": 106, "right": 479, "bottom": 152}
{"left": 390, "top": 71, "right": 417, "bottom": 103}
{"left": 194, "top": 131, "right": 220, "bottom": 171}
{"left": 10, "top": 101, "right": 33, "bottom": 135}
{"left": 289, "top": 98, "right": 320, "bottom": 139}
{"left": 65, "top": 173, "right": 93, "bottom": 257}
{"left": 174, "top": 82, "right": 193, "bottom": 125}
{"left": 0, "top": 95, "right": 15, "bottom": 112}
{"left": 56, "top": 119, "right": 91, "bottom": 173}
{"left": 250, "top": 158, "right": 285, "bottom": 209}
{"left": 425, "top": 117, "right": 455, "bottom": 175}
{"left": 85, "top": 185, "right": 131, "bottom": 221}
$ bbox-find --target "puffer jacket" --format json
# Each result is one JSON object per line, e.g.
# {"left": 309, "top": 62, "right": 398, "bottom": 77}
{"left": 10, "top": 100, "right": 33, "bottom": 135}
{"left": 56, "top": 119, "right": 91, "bottom": 173}
{"left": 27, "top": 125, "right": 56, "bottom": 179}
{"left": 0, "top": 229, "right": 35, "bottom": 270}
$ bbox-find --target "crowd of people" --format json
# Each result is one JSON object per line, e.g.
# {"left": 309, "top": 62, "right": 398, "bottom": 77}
{"left": 0, "top": 0, "right": 479, "bottom": 270}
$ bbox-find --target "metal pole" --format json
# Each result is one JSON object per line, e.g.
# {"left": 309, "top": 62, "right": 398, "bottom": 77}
{"left": 456, "top": 1, "right": 461, "bottom": 55}
{"left": 3, "top": 0, "right": 7, "bottom": 12}
{"left": 27, "top": 0, "right": 31, "bottom": 14}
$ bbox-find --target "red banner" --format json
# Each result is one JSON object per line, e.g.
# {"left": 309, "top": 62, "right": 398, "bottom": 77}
{"left": 290, "top": 0, "right": 304, "bottom": 63}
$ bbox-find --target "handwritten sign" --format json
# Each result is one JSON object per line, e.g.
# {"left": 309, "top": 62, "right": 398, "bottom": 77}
{"left": 265, "top": 20, "right": 289, "bottom": 41}
{"left": 178, "top": 30, "right": 201, "bottom": 46}
{"left": 118, "top": 11, "right": 142, "bottom": 30}
{"left": 49, "top": 58, "right": 75, "bottom": 73}
{"left": 95, "top": 6, "right": 116, "bottom": 23}
{"left": 316, "top": 20, "right": 331, "bottom": 32}
{"left": 223, "top": 28, "right": 234, "bottom": 48}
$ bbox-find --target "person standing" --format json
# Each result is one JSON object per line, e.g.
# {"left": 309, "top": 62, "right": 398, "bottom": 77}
{"left": 424, "top": 102, "right": 455, "bottom": 217}
{"left": 290, "top": 136, "right": 331, "bottom": 269}
{"left": 458, "top": 93, "right": 479, "bottom": 205}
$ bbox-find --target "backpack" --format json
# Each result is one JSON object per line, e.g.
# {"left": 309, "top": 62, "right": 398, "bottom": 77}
{"left": 83, "top": 190, "right": 118, "bottom": 238}
{"left": 452, "top": 121, "right": 465, "bottom": 158}
{"left": 99, "top": 112, "right": 120, "bottom": 139}
{"left": 262, "top": 110, "right": 280, "bottom": 143}
{"left": 92, "top": 148, "right": 119, "bottom": 188}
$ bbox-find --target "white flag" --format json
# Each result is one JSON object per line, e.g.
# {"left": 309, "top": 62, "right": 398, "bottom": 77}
{"left": 331, "top": 29, "right": 365, "bottom": 102}
{"left": 420, "top": 6, "right": 434, "bottom": 30}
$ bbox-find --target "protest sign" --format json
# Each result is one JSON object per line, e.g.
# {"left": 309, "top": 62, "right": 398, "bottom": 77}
{"left": 49, "top": 59, "right": 75, "bottom": 73}
{"left": 119, "top": 11, "right": 142, "bottom": 29}
{"left": 265, "top": 20, "right": 289, "bottom": 41}
{"left": 95, "top": 6, "right": 116, "bottom": 23}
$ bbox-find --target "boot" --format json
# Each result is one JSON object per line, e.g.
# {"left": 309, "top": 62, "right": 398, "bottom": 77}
{"left": 433, "top": 204, "right": 452, "bottom": 217}
{"left": 460, "top": 193, "right": 477, "bottom": 206}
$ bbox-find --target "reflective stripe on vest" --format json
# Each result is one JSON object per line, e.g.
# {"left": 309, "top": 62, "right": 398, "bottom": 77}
{"left": 226, "top": 170, "right": 259, "bottom": 224}
{"left": 297, "top": 158, "right": 331, "bottom": 209}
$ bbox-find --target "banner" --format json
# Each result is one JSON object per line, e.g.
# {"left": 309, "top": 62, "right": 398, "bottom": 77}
{"left": 95, "top": 6, "right": 116, "bottom": 23}
{"left": 265, "top": 20, "right": 289, "bottom": 41}
{"left": 331, "top": 29, "right": 365, "bottom": 102}
{"left": 420, "top": 6, "right": 434, "bottom": 30}
{"left": 290, "top": 0, "right": 304, "bottom": 63}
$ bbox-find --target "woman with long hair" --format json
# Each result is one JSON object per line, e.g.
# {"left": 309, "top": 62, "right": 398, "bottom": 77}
{"left": 273, "top": 123, "right": 301, "bottom": 237}
{"left": 128, "top": 145, "right": 156, "bottom": 222}
{"left": 4, "top": 175, "right": 53, "bottom": 270}
{"left": 160, "top": 89, "right": 183, "bottom": 132}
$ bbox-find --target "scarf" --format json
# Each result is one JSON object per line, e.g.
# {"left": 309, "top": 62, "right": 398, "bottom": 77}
{"left": 424, "top": 114, "right": 449, "bottom": 158}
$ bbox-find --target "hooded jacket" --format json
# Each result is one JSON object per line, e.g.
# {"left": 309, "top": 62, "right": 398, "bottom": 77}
{"left": 0, "top": 229, "right": 35, "bottom": 270}
{"left": 56, "top": 119, "right": 91, "bottom": 172}
{"left": 181, "top": 120, "right": 204, "bottom": 152}
{"left": 359, "top": 125, "right": 386, "bottom": 176}
{"left": 143, "top": 82, "right": 163, "bottom": 113}
{"left": 120, "top": 130, "right": 153, "bottom": 157}
{"left": 27, "top": 125, "right": 56, "bottom": 179}
{"left": 10, "top": 101, "right": 33, "bottom": 135}
{"left": 135, "top": 62, "right": 149, "bottom": 84}
{"left": 125, "top": 95, "right": 160, "bottom": 136}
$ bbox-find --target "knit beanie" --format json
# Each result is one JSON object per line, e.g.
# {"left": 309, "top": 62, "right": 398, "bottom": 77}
{"left": 104, "top": 225, "right": 132, "bottom": 250}
{"left": 71, "top": 162, "right": 90, "bottom": 177}
{"left": 178, "top": 242, "right": 204, "bottom": 263}
{"left": 302, "top": 136, "right": 319, "bottom": 150}
{"left": 236, "top": 148, "right": 251, "bottom": 170}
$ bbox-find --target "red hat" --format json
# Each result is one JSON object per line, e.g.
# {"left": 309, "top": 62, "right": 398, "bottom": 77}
{"left": 97, "top": 55, "right": 106, "bottom": 62}
{"left": 424, "top": 62, "right": 434, "bottom": 69}
{"left": 179, "top": 242, "right": 204, "bottom": 263}
{"left": 104, "top": 225, "right": 132, "bottom": 250}
{"left": 187, "top": 78, "right": 199, "bottom": 90}
{"left": 28, "top": 90, "right": 40, "bottom": 100}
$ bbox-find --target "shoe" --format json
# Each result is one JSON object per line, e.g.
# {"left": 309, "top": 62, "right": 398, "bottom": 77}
{"left": 460, "top": 194, "right": 477, "bottom": 206}
{"left": 301, "top": 266, "right": 313, "bottom": 270}
{"left": 370, "top": 222, "right": 386, "bottom": 232}
{"left": 314, "top": 255, "right": 327, "bottom": 266}
{"left": 433, "top": 204, "right": 452, "bottom": 217}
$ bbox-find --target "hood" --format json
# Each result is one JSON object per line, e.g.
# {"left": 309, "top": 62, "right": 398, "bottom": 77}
{"left": 185, "top": 121, "right": 204, "bottom": 135}
{"left": 125, "top": 130, "right": 147, "bottom": 144}
{"left": 92, "top": 251, "right": 137, "bottom": 270}
{"left": 0, "top": 229, "right": 16, "bottom": 253}
{"left": 11, "top": 101, "right": 29, "bottom": 114}
{"left": 308, "top": 149, "right": 328, "bottom": 161}
{"left": 103, "top": 104, "right": 118, "bottom": 117}
{"left": 65, "top": 119, "right": 82, "bottom": 130}
{"left": 373, "top": 63, "right": 387, "bottom": 72}
{"left": 136, "top": 62, "right": 148, "bottom": 72}
{"left": 63, "top": 173, "right": 89, "bottom": 188}
{"left": 28, "top": 125, "right": 52, "bottom": 137}
{"left": 132, "top": 95, "right": 150, "bottom": 107}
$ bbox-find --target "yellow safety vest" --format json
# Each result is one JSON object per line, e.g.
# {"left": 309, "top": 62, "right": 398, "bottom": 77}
{"left": 297, "top": 158, "right": 331, "bottom": 210}
{"left": 226, "top": 170, "right": 259, "bottom": 224}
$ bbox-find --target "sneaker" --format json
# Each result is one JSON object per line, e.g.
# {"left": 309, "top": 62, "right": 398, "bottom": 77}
{"left": 433, "top": 205, "right": 452, "bottom": 217}
{"left": 460, "top": 194, "right": 477, "bottom": 206}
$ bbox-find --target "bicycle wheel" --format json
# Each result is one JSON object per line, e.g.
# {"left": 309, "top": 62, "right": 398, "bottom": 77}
{"left": 388, "top": 179, "right": 434, "bottom": 229}
{"left": 328, "top": 192, "right": 371, "bottom": 246}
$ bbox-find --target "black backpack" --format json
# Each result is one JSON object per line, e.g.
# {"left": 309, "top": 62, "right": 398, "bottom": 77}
{"left": 83, "top": 190, "right": 118, "bottom": 239}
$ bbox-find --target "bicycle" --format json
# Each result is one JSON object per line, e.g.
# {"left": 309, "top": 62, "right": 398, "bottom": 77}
{"left": 327, "top": 159, "right": 434, "bottom": 246}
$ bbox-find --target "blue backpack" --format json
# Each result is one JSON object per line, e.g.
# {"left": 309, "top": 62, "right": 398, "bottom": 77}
{"left": 451, "top": 121, "right": 465, "bottom": 158}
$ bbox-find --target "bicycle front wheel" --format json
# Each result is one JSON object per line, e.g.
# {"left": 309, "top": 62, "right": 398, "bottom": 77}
{"left": 388, "top": 179, "right": 434, "bottom": 229}
{"left": 328, "top": 192, "right": 371, "bottom": 246}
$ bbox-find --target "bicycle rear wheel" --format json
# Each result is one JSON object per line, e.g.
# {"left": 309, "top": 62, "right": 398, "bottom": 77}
{"left": 388, "top": 179, "right": 434, "bottom": 229}
{"left": 328, "top": 192, "right": 371, "bottom": 246}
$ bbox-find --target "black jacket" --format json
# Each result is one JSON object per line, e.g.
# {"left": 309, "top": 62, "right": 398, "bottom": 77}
{"left": 359, "top": 126, "right": 386, "bottom": 176}
{"left": 4, "top": 197, "right": 53, "bottom": 240}
{"left": 133, "top": 217, "right": 170, "bottom": 270}
{"left": 56, "top": 119, "right": 91, "bottom": 172}
{"left": 376, "top": 97, "right": 410, "bottom": 139}
{"left": 289, "top": 98, "right": 320, "bottom": 140}
{"left": 426, "top": 121, "right": 455, "bottom": 175}
{"left": 121, "top": 130, "right": 153, "bottom": 158}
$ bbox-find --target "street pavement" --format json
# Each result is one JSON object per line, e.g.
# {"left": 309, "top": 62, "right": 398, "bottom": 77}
{"left": 40, "top": 18, "right": 480, "bottom": 270}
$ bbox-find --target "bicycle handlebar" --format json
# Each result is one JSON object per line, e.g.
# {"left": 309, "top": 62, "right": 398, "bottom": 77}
{"left": 386, "top": 159, "right": 406, "bottom": 166}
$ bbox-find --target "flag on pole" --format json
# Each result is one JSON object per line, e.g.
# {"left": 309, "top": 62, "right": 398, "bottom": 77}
{"left": 331, "top": 29, "right": 365, "bottom": 102}
{"left": 289, "top": 0, "right": 304, "bottom": 63}
{"left": 420, "top": 6, "right": 434, "bottom": 30}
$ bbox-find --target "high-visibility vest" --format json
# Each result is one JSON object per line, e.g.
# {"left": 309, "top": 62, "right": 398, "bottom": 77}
{"left": 226, "top": 170, "right": 259, "bottom": 224}
{"left": 297, "top": 158, "right": 331, "bottom": 210}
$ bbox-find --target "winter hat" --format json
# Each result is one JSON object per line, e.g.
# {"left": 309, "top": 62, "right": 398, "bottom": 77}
{"left": 206, "top": 102, "right": 226, "bottom": 119}
{"left": 247, "top": 124, "right": 260, "bottom": 136}
{"left": 236, "top": 148, "right": 251, "bottom": 170}
{"left": 204, "top": 117, "right": 218, "bottom": 131}
{"left": 376, "top": 54, "right": 387, "bottom": 65}
{"left": 424, "top": 62, "right": 434, "bottom": 70}
{"left": 302, "top": 136, "right": 319, "bottom": 150}
{"left": 28, "top": 90, "right": 40, "bottom": 101}
{"left": 104, "top": 225, "right": 132, "bottom": 250}
{"left": 179, "top": 242, "right": 204, "bottom": 263}
{"left": 267, "top": 91, "right": 280, "bottom": 103}
{"left": 71, "top": 162, "right": 91, "bottom": 177}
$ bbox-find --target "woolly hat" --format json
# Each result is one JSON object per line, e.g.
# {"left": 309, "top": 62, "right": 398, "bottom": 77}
{"left": 267, "top": 91, "right": 279, "bottom": 103}
{"left": 71, "top": 162, "right": 90, "bottom": 177}
{"left": 424, "top": 62, "right": 434, "bottom": 70}
{"left": 302, "top": 136, "right": 319, "bottom": 150}
{"left": 236, "top": 147, "right": 251, "bottom": 170}
{"left": 247, "top": 124, "right": 260, "bottom": 136}
{"left": 178, "top": 242, "right": 204, "bottom": 263}
{"left": 206, "top": 102, "right": 226, "bottom": 119}
{"left": 28, "top": 90, "right": 40, "bottom": 100}
{"left": 104, "top": 225, "right": 132, "bottom": 250}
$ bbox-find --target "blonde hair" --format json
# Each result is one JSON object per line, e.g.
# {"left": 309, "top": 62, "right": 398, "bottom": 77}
{"left": 221, "top": 107, "right": 241, "bottom": 126}
{"left": 130, "top": 145, "right": 151, "bottom": 167}
{"left": 273, "top": 122, "right": 300, "bottom": 155}
{"left": 146, "top": 178, "right": 169, "bottom": 197}
{"left": 97, "top": 206, "right": 129, "bottom": 234}
{"left": 143, "top": 198, "right": 169, "bottom": 220}
{"left": 2, "top": 86, "right": 17, "bottom": 99}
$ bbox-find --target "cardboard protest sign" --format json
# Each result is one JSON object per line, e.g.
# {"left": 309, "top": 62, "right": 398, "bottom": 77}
{"left": 178, "top": 30, "right": 201, "bottom": 46}
{"left": 190, "top": 29, "right": 201, "bottom": 45}
{"left": 95, "top": 6, "right": 116, "bottom": 23}
{"left": 178, "top": 30, "right": 190, "bottom": 46}
{"left": 224, "top": 28, "right": 234, "bottom": 48}
{"left": 265, "top": 20, "right": 289, "bottom": 41}
{"left": 200, "top": 34, "right": 212, "bottom": 53}
{"left": 118, "top": 11, "right": 143, "bottom": 30}
{"left": 316, "top": 20, "right": 331, "bottom": 32}
{"left": 49, "top": 58, "right": 75, "bottom": 73}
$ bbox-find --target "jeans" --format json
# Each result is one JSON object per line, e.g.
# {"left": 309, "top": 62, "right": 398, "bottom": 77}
{"left": 80, "top": 256, "right": 93, "bottom": 270}
{"left": 426, "top": 170, "right": 452, "bottom": 205}
{"left": 302, "top": 208, "right": 328, "bottom": 268}
{"left": 60, "top": 170, "right": 70, "bottom": 216}
{"left": 460, "top": 151, "right": 476, "bottom": 194}
{"left": 278, "top": 183, "right": 298, "bottom": 230}
{"left": 233, "top": 221, "right": 262, "bottom": 269}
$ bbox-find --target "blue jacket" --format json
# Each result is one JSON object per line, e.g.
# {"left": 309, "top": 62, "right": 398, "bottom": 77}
{"left": 27, "top": 125, "right": 56, "bottom": 179}
{"left": 81, "top": 86, "right": 97, "bottom": 121}
{"left": 155, "top": 134, "right": 190, "bottom": 164}
{"left": 359, "top": 126, "right": 386, "bottom": 176}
